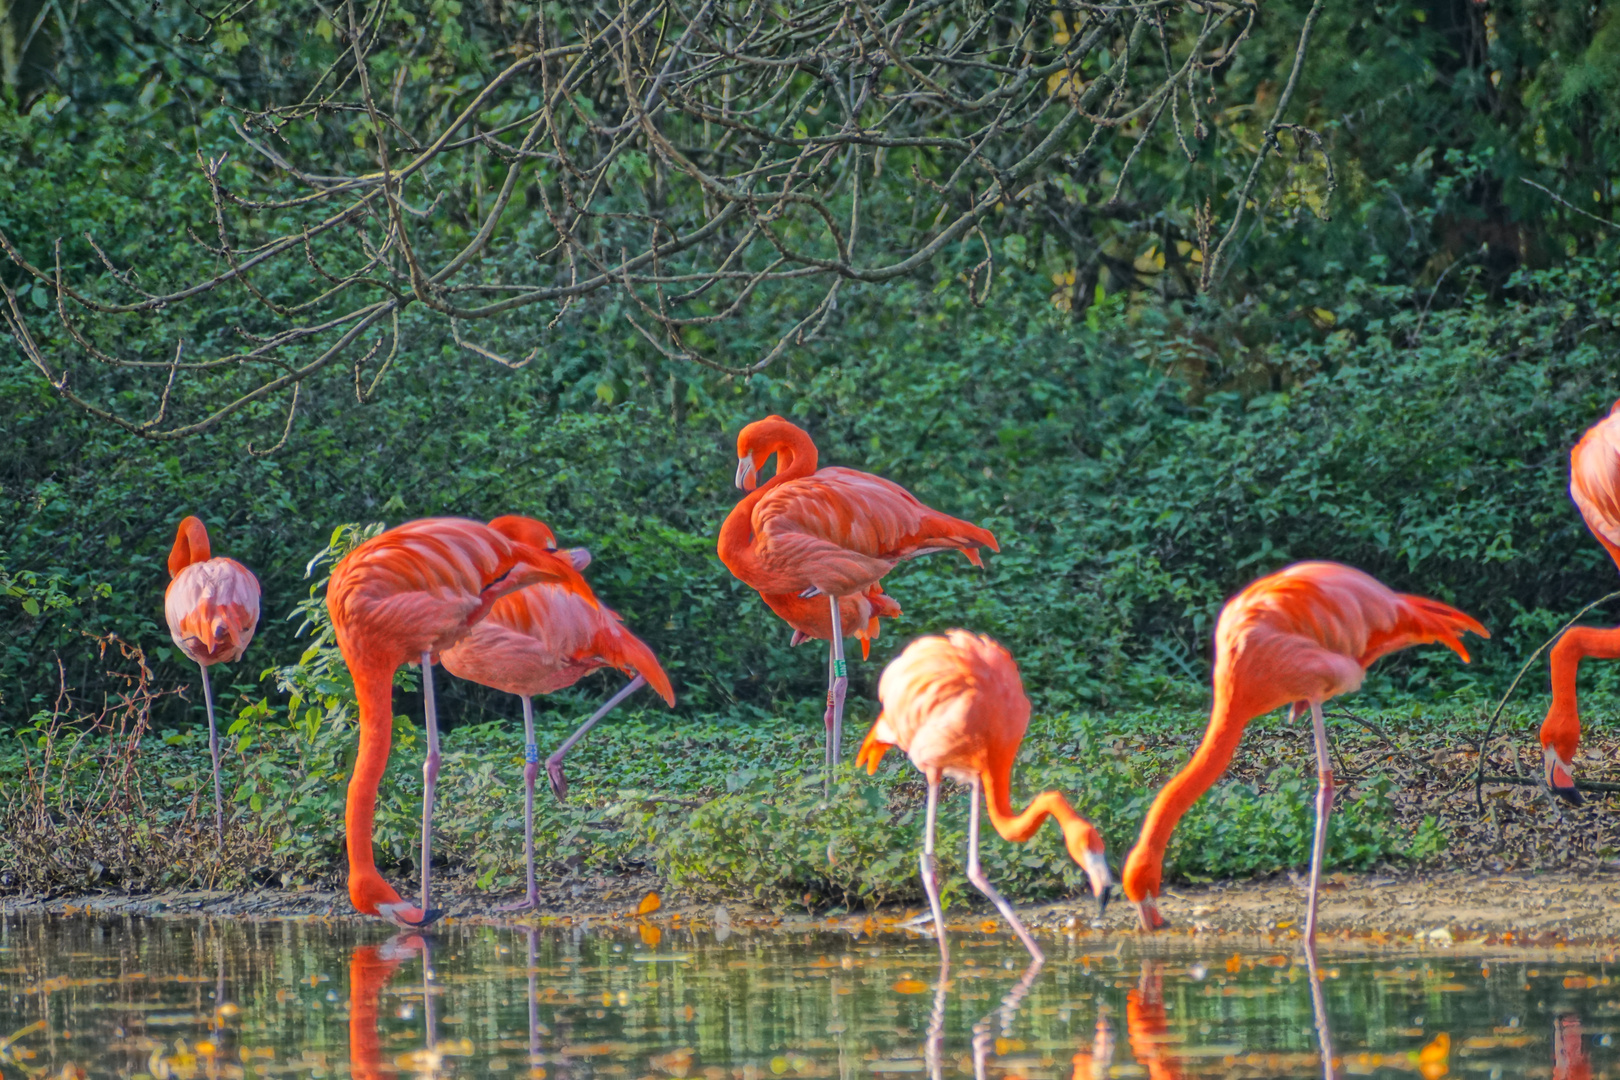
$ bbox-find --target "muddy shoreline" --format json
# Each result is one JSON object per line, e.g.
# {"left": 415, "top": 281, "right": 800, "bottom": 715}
{"left": 9, "top": 868, "right": 1620, "bottom": 951}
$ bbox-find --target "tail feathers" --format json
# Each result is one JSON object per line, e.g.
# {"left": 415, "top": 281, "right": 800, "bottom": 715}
{"left": 1390, "top": 594, "right": 1491, "bottom": 663}
{"left": 597, "top": 624, "right": 675, "bottom": 706}
{"left": 854, "top": 721, "right": 891, "bottom": 774}
{"left": 168, "top": 516, "right": 212, "bottom": 578}
{"left": 910, "top": 514, "right": 999, "bottom": 565}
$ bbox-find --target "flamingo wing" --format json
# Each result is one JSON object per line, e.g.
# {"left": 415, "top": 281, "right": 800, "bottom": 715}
{"left": 1216, "top": 562, "right": 1487, "bottom": 712}
{"left": 751, "top": 468, "right": 996, "bottom": 596}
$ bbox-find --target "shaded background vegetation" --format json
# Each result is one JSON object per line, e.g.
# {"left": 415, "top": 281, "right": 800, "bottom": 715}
{"left": 2, "top": 0, "right": 1619, "bottom": 898}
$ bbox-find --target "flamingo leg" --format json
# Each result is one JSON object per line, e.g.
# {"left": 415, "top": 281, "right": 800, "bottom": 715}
{"left": 1303, "top": 699, "right": 1335, "bottom": 946}
{"left": 496, "top": 696, "right": 540, "bottom": 913}
{"left": 826, "top": 595, "right": 848, "bottom": 781}
{"left": 526, "top": 928, "right": 541, "bottom": 1070}
{"left": 419, "top": 651, "right": 442, "bottom": 918}
{"left": 918, "top": 773, "right": 948, "bottom": 960}
{"left": 546, "top": 675, "right": 647, "bottom": 803}
{"left": 968, "top": 775, "right": 1043, "bottom": 962}
{"left": 199, "top": 663, "right": 225, "bottom": 844}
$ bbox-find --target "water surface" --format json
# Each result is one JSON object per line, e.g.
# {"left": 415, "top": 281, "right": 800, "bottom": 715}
{"left": 1, "top": 915, "right": 1616, "bottom": 1078}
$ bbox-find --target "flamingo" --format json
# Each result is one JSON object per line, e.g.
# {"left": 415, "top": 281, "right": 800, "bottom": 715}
{"left": 854, "top": 630, "right": 1111, "bottom": 962}
{"left": 719, "top": 416, "right": 998, "bottom": 780}
{"left": 163, "top": 515, "right": 260, "bottom": 843}
{"left": 438, "top": 515, "right": 675, "bottom": 911}
{"left": 326, "top": 516, "right": 594, "bottom": 927}
{"left": 1540, "top": 400, "right": 1620, "bottom": 803}
{"left": 1121, "top": 561, "right": 1487, "bottom": 945}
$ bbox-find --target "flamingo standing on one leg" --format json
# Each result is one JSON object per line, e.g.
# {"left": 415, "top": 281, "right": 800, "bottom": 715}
{"left": 1122, "top": 561, "right": 1487, "bottom": 946}
{"left": 1540, "top": 400, "right": 1620, "bottom": 804}
{"left": 719, "top": 416, "right": 998, "bottom": 781}
{"left": 854, "top": 630, "right": 1112, "bottom": 963}
{"left": 326, "top": 517, "right": 594, "bottom": 927}
{"left": 163, "top": 515, "right": 260, "bottom": 844}
{"left": 438, "top": 515, "right": 675, "bottom": 911}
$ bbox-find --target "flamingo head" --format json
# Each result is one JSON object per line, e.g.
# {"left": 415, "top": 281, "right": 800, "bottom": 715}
{"left": 735, "top": 415, "right": 815, "bottom": 490}
{"left": 1065, "top": 826, "right": 1114, "bottom": 917}
{"left": 1121, "top": 843, "right": 1169, "bottom": 931}
{"left": 488, "top": 514, "right": 560, "bottom": 552}
{"left": 351, "top": 873, "right": 443, "bottom": 928}
{"left": 1543, "top": 745, "right": 1584, "bottom": 806}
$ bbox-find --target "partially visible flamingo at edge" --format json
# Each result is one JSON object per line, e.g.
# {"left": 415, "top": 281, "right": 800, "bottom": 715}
{"left": 1121, "top": 561, "right": 1487, "bottom": 946}
{"left": 439, "top": 514, "right": 675, "bottom": 912}
{"left": 1540, "top": 399, "right": 1620, "bottom": 804}
{"left": 719, "top": 416, "right": 998, "bottom": 782}
{"left": 164, "top": 515, "right": 260, "bottom": 844}
{"left": 326, "top": 517, "right": 594, "bottom": 926}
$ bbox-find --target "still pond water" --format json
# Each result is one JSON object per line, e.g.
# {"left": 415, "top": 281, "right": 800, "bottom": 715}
{"left": 0, "top": 915, "right": 1616, "bottom": 1079}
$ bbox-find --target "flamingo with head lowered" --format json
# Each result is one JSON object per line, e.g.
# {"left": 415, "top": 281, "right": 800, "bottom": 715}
{"left": 326, "top": 517, "right": 594, "bottom": 927}
{"left": 164, "top": 515, "right": 260, "bottom": 844}
{"left": 856, "top": 630, "right": 1111, "bottom": 963}
{"left": 719, "top": 416, "right": 998, "bottom": 782}
{"left": 438, "top": 514, "right": 675, "bottom": 912}
{"left": 1122, "top": 561, "right": 1487, "bottom": 946}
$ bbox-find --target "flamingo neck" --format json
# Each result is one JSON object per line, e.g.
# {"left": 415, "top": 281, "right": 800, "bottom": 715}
{"left": 346, "top": 659, "right": 405, "bottom": 913}
{"left": 1134, "top": 685, "right": 1256, "bottom": 883}
{"left": 717, "top": 434, "right": 811, "bottom": 578}
{"left": 768, "top": 428, "right": 818, "bottom": 481}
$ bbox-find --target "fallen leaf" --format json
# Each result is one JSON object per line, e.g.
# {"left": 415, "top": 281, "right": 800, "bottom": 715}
{"left": 637, "top": 892, "right": 662, "bottom": 916}
{"left": 891, "top": 979, "right": 928, "bottom": 994}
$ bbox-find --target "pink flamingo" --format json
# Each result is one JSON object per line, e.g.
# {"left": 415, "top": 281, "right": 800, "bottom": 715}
{"left": 439, "top": 515, "right": 675, "bottom": 911}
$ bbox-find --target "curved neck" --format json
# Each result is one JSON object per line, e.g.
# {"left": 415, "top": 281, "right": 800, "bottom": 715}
{"left": 717, "top": 432, "right": 814, "bottom": 576}
{"left": 768, "top": 428, "right": 818, "bottom": 482}
{"left": 980, "top": 754, "right": 1099, "bottom": 858}
{"left": 168, "top": 517, "right": 212, "bottom": 577}
{"left": 1135, "top": 684, "right": 1255, "bottom": 874}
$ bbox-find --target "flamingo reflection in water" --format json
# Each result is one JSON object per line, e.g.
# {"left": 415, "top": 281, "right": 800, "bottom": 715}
{"left": 347, "top": 933, "right": 433, "bottom": 1080}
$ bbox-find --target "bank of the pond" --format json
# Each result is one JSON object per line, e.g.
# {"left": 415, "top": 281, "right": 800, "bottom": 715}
{"left": 9, "top": 868, "right": 1620, "bottom": 950}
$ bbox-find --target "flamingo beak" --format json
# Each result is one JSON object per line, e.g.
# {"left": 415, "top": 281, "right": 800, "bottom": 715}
{"left": 735, "top": 456, "right": 758, "bottom": 491}
{"left": 1080, "top": 850, "right": 1113, "bottom": 916}
{"left": 1135, "top": 895, "right": 1168, "bottom": 932}
{"left": 376, "top": 901, "right": 444, "bottom": 929}
{"left": 567, "top": 546, "right": 592, "bottom": 571}
{"left": 1544, "top": 746, "right": 1584, "bottom": 806}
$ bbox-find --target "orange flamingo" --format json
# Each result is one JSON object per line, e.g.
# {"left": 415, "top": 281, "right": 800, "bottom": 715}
{"left": 855, "top": 630, "right": 1111, "bottom": 962}
{"left": 1540, "top": 400, "right": 1620, "bottom": 803}
{"left": 720, "top": 416, "right": 997, "bottom": 779}
{"left": 439, "top": 515, "right": 675, "bottom": 911}
{"left": 327, "top": 517, "right": 594, "bottom": 926}
{"left": 1121, "top": 561, "right": 1487, "bottom": 944}
{"left": 164, "top": 515, "right": 260, "bottom": 843}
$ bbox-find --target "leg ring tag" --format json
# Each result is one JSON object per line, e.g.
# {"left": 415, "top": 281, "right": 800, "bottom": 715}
{"left": 833, "top": 659, "right": 848, "bottom": 678}
{"left": 524, "top": 743, "right": 539, "bottom": 764}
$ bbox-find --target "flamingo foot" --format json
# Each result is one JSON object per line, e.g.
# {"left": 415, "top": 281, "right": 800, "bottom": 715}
{"left": 495, "top": 893, "right": 539, "bottom": 914}
{"left": 546, "top": 760, "right": 569, "bottom": 803}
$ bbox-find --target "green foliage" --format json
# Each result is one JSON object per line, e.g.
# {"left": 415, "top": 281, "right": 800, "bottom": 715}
{"left": 656, "top": 714, "right": 1399, "bottom": 911}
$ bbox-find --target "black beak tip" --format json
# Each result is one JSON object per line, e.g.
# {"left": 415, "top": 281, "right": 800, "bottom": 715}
{"left": 1096, "top": 883, "right": 1114, "bottom": 918}
{"left": 416, "top": 907, "right": 446, "bottom": 927}
{"left": 1552, "top": 783, "right": 1585, "bottom": 807}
